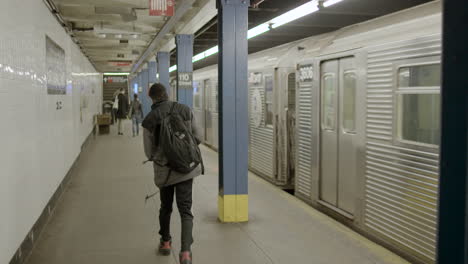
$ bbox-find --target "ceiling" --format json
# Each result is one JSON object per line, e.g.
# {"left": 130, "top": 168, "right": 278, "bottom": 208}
{"left": 50, "top": 0, "right": 209, "bottom": 73}
{"left": 49, "top": 0, "right": 434, "bottom": 73}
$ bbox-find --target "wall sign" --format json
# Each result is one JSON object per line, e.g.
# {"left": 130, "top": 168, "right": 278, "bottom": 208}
{"left": 250, "top": 89, "right": 264, "bottom": 128}
{"left": 149, "top": 0, "right": 175, "bottom": 16}
{"left": 178, "top": 72, "right": 193, "bottom": 88}
{"left": 104, "top": 76, "right": 127, "bottom": 83}
{"left": 108, "top": 61, "right": 132, "bottom": 67}
{"left": 46, "top": 36, "right": 66, "bottom": 95}
{"left": 249, "top": 72, "right": 263, "bottom": 85}
{"left": 299, "top": 64, "right": 313, "bottom": 82}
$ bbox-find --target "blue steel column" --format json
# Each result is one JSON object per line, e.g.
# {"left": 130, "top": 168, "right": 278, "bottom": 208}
{"left": 136, "top": 72, "right": 141, "bottom": 103}
{"left": 146, "top": 59, "right": 158, "bottom": 114}
{"left": 217, "top": 0, "right": 249, "bottom": 223}
{"left": 175, "top": 34, "right": 194, "bottom": 108}
{"left": 130, "top": 77, "right": 135, "bottom": 97}
{"left": 141, "top": 64, "right": 150, "bottom": 116}
{"left": 157, "top": 52, "right": 170, "bottom": 96}
{"left": 149, "top": 58, "right": 158, "bottom": 84}
{"left": 436, "top": 1, "right": 468, "bottom": 263}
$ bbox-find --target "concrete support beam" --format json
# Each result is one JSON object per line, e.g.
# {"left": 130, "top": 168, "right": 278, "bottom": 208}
{"left": 157, "top": 52, "right": 170, "bottom": 96}
{"left": 175, "top": 34, "right": 194, "bottom": 107}
{"left": 436, "top": 1, "right": 468, "bottom": 263}
{"left": 159, "top": 0, "right": 217, "bottom": 52}
{"left": 217, "top": 0, "right": 249, "bottom": 223}
{"left": 131, "top": 0, "right": 195, "bottom": 73}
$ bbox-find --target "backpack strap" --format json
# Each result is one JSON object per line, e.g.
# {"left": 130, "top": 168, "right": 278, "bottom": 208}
{"left": 162, "top": 169, "right": 172, "bottom": 186}
{"left": 169, "top": 101, "right": 178, "bottom": 115}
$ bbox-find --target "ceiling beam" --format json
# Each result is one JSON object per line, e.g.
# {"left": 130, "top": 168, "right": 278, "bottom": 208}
{"left": 131, "top": 0, "right": 197, "bottom": 73}
{"left": 158, "top": 0, "right": 216, "bottom": 53}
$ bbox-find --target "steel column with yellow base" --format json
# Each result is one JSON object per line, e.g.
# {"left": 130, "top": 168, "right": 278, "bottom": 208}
{"left": 218, "top": 195, "right": 249, "bottom": 223}
{"left": 217, "top": 0, "right": 250, "bottom": 223}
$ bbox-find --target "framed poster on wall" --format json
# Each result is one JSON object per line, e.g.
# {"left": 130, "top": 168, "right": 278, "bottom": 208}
{"left": 46, "top": 36, "right": 66, "bottom": 95}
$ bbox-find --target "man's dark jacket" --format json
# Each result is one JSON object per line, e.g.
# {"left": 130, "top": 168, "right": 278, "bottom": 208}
{"left": 116, "top": 93, "right": 129, "bottom": 119}
{"left": 142, "top": 100, "right": 202, "bottom": 188}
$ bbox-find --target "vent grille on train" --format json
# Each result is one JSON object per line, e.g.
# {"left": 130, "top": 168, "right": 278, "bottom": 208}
{"left": 249, "top": 86, "right": 274, "bottom": 179}
{"left": 364, "top": 35, "right": 441, "bottom": 263}
{"left": 296, "top": 77, "right": 314, "bottom": 198}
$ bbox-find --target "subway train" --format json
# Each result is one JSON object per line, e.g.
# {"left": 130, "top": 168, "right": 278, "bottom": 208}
{"left": 191, "top": 1, "right": 441, "bottom": 263}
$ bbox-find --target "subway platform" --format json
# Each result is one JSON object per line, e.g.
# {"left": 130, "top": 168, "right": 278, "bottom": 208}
{"left": 24, "top": 122, "right": 408, "bottom": 264}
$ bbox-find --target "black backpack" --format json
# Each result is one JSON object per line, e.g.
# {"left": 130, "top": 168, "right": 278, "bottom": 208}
{"left": 157, "top": 102, "right": 204, "bottom": 174}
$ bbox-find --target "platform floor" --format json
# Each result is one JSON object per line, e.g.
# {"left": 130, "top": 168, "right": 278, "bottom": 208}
{"left": 25, "top": 121, "right": 408, "bottom": 264}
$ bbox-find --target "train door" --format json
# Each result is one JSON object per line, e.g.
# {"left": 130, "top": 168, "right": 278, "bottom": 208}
{"left": 320, "top": 57, "right": 357, "bottom": 216}
{"left": 192, "top": 81, "right": 205, "bottom": 141}
{"left": 277, "top": 69, "right": 297, "bottom": 186}
{"left": 287, "top": 72, "right": 296, "bottom": 186}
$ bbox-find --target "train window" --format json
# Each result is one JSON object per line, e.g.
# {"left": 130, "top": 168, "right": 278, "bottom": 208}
{"left": 288, "top": 73, "right": 296, "bottom": 107}
{"left": 343, "top": 71, "right": 356, "bottom": 133}
{"left": 398, "top": 94, "right": 440, "bottom": 145}
{"left": 214, "top": 82, "right": 219, "bottom": 113}
{"left": 397, "top": 63, "right": 441, "bottom": 146}
{"left": 321, "top": 74, "right": 336, "bottom": 130}
{"left": 265, "top": 75, "right": 274, "bottom": 126}
{"left": 398, "top": 64, "right": 440, "bottom": 87}
{"left": 205, "top": 80, "right": 211, "bottom": 110}
{"left": 193, "top": 82, "right": 201, "bottom": 109}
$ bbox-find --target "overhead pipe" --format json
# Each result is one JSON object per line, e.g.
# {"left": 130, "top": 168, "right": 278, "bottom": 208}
{"left": 43, "top": 0, "right": 69, "bottom": 32}
{"left": 42, "top": 0, "right": 98, "bottom": 69}
{"left": 251, "top": 0, "right": 267, "bottom": 8}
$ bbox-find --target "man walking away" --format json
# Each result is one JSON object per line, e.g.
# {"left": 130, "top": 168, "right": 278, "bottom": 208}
{"left": 128, "top": 94, "right": 144, "bottom": 137}
{"left": 116, "top": 88, "right": 129, "bottom": 135}
{"left": 142, "top": 83, "right": 202, "bottom": 264}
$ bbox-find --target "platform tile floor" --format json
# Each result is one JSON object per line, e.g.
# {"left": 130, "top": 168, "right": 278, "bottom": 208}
{"left": 25, "top": 121, "right": 409, "bottom": 264}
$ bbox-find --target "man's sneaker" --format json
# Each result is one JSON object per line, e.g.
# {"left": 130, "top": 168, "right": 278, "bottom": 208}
{"left": 179, "top": 251, "right": 192, "bottom": 264}
{"left": 158, "top": 240, "right": 172, "bottom": 256}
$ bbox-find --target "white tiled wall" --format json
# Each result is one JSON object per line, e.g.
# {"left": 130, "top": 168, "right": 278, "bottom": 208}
{"left": 0, "top": 1, "right": 102, "bottom": 262}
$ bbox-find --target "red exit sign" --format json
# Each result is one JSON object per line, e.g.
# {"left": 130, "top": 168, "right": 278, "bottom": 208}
{"left": 149, "top": 0, "right": 175, "bottom": 16}
{"left": 108, "top": 61, "right": 132, "bottom": 67}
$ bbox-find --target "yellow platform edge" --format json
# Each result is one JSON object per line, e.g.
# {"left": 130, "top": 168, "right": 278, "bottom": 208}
{"left": 218, "top": 194, "right": 249, "bottom": 223}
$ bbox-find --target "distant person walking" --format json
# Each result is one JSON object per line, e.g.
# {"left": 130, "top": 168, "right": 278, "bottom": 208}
{"left": 116, "top": 88, "right": 129, "bottom": 135}
{"left": 128, "top": 94, "right": 144, "bottom": 137}
{"left": 142, "top": 83, "right": 203, "bottom": 264}
{"left": 111, "top": 91, "right": 119, "bottom": 124}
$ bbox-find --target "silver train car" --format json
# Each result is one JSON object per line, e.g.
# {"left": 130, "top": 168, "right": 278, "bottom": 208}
{"left": 192, "top": 1, "right": 441, "bottom": 263}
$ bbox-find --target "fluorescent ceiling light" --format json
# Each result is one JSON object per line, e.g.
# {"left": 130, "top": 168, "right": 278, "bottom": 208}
{"left": 104, "top": 72, "right": 129, "bottom": 76}
{"left": 167, "top": 0, "right": 346, "bottom": 71}
{"left": 131, "top": 34, "right": 139, "bottom": 39}
{"left": 324, "top": 0, "right": 344, "bottom": 7}
{"left": 98, "top": 33, "right": 106, "bottom": 38}
{"left": 271, "top": 1, "right": 319, "bottom": 29}
{"left": 115, "top": 34, "right": 123, "bottom": 39}
{"left": 248, "top": 24, "right": 270, "bottom": 39}
{"left": 72, "top": 73, "right": 101, "bottom": 76}
{"left": 192, "top": 52, "right": 205, "bottom": 63}
{"left": 204, "top": 46, "right": 219, "bottom": 57}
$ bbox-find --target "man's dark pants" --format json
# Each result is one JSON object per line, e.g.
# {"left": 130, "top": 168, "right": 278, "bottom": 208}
{"left": 159, "top": 179, "right": 194, "bottom": 251}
